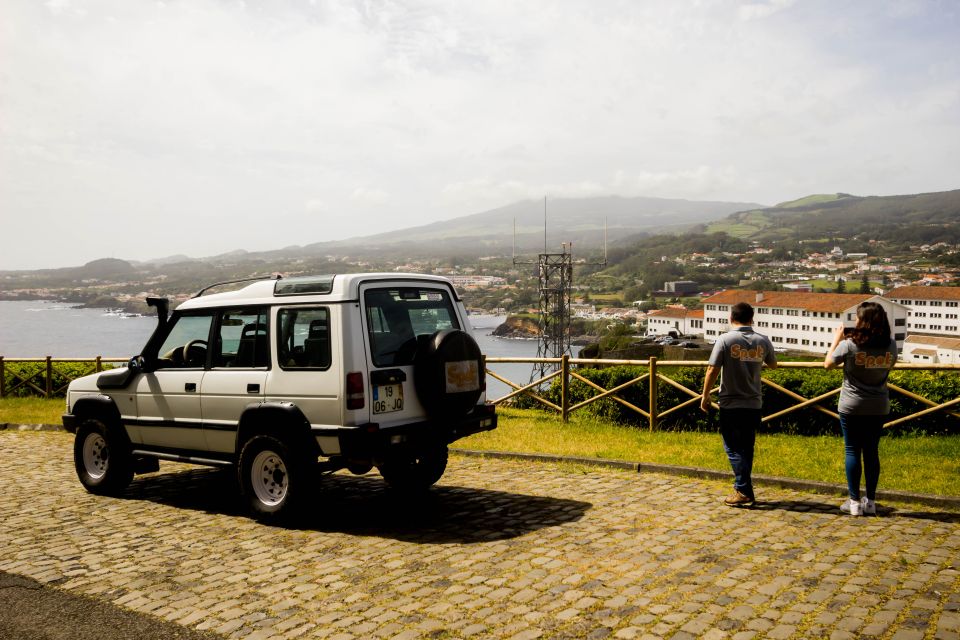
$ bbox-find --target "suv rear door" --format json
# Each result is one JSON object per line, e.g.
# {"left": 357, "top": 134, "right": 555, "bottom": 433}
{"left": 359, "top": 282, "right": 463, "bottom": 427}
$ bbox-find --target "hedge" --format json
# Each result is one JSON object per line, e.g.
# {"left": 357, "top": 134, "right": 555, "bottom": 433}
{"left": 534, "top": 365, "right": 960, "bottom": 436}
{"left": 1, "top": 361, "right": 115, "bottom": 398}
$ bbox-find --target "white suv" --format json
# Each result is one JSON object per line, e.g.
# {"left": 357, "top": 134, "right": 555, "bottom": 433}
{"left": 63, "top": 273, "right": 497, "bottom": 519}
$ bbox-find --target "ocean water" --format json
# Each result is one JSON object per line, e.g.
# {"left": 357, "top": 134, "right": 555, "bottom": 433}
{"left": 0, "top": 301, "right": 155, "bottom": 358}
{"left": 0, "top": 303, "right": 563, "bottom": 398}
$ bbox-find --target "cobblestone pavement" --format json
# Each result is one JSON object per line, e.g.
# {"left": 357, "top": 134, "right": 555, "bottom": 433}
{"left": 1, "top": 431, "right": 958, "bottom": 640}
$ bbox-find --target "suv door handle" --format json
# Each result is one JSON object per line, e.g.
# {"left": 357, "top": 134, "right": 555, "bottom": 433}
{"left": 247, "top": 383, "right": 260, "bottom": 394}
{"left": 184, "top": 382, "right": 197, "bottom": 392}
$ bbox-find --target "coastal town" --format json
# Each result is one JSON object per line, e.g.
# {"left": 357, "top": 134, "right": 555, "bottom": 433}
{"left": 4, "top": 238, "right": 959, "bottom": 363}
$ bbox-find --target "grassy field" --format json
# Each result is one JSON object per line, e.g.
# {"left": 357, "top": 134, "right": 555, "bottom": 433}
{"left": 5, "top": 399, "right": 957, "bottom": 496}
{"left": 0, "top": 398, "right": 64, "bottom": 425}
{"left": 461, "top": 407, "right": 960, "bottom": 496}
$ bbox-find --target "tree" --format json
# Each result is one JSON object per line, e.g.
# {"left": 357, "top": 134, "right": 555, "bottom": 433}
{"left": 836, "top": 277, "right": 846, "bottom": 293}
{"left": 859, "top": 273, "right": 870, "bottom": 294}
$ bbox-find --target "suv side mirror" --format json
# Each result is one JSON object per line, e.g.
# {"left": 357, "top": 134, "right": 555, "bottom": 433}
{"left": 130, "top": 354, "right": 154, "bottom": 373}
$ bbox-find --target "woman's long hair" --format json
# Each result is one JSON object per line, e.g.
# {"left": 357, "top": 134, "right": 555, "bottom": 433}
{"left": 851, "top": 301, "right": 891, "bottom": 349}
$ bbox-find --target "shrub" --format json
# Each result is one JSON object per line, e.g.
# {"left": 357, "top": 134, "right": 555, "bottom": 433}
{"left": 536, "top": 365, "right": 959, "bottom": 436}
{"left": 1, "top": 360, "right": 115, "bottom": 398}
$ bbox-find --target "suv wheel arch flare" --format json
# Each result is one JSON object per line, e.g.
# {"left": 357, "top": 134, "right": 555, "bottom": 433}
{"left": 71, "top": 395, "right": 126, "bottom": 439}
{"left": 413, "top": 329, "right": 484, "bottom": 418}
{"left": 235, "top": 402, "right": 318, "bottom": 461}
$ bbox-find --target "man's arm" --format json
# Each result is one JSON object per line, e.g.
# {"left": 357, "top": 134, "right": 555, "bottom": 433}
{"left": 700, "top": 365, "right": 720, "bottom": 412}
{"left": 765, "top": 348, "right": 779, "bottom": 369}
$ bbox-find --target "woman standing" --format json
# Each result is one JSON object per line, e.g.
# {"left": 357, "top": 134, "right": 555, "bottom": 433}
{"left": 824, "top": 302, "right": 898, "bottom": 516}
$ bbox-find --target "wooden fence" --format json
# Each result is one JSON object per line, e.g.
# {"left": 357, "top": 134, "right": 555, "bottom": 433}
{"left": 0, "top": 357, "right": 128, "bottom": 399}
{"left": 3, "top": 355, "right": 958, "bottom": 432}
{"left": 486, "top": 356, "right": 960, "bottom": 431}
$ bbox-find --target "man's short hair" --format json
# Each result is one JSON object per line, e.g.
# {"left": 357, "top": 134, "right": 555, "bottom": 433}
{"left": 730, "top": 302, "right": 754, "bottom": 324}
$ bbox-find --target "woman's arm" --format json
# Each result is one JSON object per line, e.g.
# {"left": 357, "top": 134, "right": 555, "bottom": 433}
{"left": 823, "top": 324, "right": 846, "bottom": 369}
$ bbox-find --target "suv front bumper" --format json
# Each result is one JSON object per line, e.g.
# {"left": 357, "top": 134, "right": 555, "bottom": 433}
{"left": 333, "top": 403, "right": 497, "bottom": 458}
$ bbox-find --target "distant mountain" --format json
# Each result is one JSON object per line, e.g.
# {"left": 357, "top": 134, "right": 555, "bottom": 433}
{"left": 294, "top": 195, "right": 766, "bottom": 258}
{"left": 705, "top": 189, "right": 960, "bottom": 244}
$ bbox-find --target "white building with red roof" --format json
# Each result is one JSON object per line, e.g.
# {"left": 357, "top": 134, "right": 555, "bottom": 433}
{"left": 646, "top": 308, "right": 704, "bottom": 338}
{"left": 701, "top": 290, "right": 908, "bottom": 355}
{"left": 900, "top": 335, "right": 960, "bottom": 364}
{"left": 886, "top": 286, "right": 960, "bottom": 338}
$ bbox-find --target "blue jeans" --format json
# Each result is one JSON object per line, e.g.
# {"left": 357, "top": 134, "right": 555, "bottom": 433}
{"left": 840, "top": 413, "right": 883, "bottom": 501}
{"left": 719, "top": 408, "right": 760, "bottom": 499}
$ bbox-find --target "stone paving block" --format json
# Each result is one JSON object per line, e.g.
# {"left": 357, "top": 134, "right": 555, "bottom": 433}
{"left": 0, "top": 433, "right": 959, "bottom": 640}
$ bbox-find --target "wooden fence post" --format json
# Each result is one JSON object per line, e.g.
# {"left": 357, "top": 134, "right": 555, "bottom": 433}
{"left": 648, "top": 356, "right": 658, "bottom": 431}
{"left": 96, "top": 356, "right": 102, "bottom": 372}
{"left": 45, "top": 356, "right": 53, "bottom": 398}
{"left": 0, "top": 356, "right": 5, "bottom": 398}
{"left": 561, "top": 354, "right": 570, "bottom": 423}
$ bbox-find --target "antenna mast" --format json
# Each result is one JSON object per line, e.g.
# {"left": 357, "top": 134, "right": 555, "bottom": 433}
{"left": 513, "top": 198, "right": 607, "bottom": 384}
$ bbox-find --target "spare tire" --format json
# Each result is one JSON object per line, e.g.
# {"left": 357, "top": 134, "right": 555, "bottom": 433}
{"left": 413, "top": 329, "right": 483, "bottom": 418}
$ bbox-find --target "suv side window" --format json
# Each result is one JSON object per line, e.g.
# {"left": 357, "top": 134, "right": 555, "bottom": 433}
{"left": 156, "top": 313, "right": 215, "bottom": 369}
{"left": 278, "top": 307, "right": 331, "bottom": 369}
{"left": 364, "top": 287, "right": 460, "bottom": 367}
{"left": 212, "top": 309, "right": 270, "bottom": 368}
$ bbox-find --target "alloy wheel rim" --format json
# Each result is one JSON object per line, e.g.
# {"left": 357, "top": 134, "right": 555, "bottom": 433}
{"left": 82, "top": 433, "right": 109, "bottom": 480}
{"left": 251, "top": 450, "right": 288, "bottom": 506}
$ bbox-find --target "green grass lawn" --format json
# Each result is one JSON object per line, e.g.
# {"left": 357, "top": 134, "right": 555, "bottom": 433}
{"left": 5, "top": 399, "right": 957, "bottom": 496}
{"left": 0, "top": 398, "right": 64, "bottom": 425}
{"left": 461, "top": 407, "right": 960, "bottom": 497}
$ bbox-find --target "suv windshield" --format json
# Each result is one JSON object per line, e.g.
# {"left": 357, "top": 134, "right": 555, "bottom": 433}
{"left": 365, "top": 287, "right": 459, "bottom": 367}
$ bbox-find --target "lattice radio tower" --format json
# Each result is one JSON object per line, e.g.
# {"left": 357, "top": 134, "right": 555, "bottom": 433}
{"left": 514, "top": 198, "right": 607, "bottom": 383}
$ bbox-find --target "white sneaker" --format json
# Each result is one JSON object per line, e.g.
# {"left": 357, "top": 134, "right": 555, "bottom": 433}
{"left": 861, "top": 497, "right": 876, "bottom": 515}
{"left": 840, "top": 498, "right": 862, "bottom": 516}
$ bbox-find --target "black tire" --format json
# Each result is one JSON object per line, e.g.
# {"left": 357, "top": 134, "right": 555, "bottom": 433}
{"left": 413, "top": 330, "right": 483, "bottom": 418}
{"left": 238, "top": 435, "right": 309, "bottom": 520}
{"left": 73, "top": 418, "right": 133, "bottom": 496}
{"left": 378, "top": 445, "right": 448, "bottom": 492}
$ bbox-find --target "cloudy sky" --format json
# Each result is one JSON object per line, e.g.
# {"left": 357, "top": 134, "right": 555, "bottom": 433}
{"left": 1, "top": 0, "right": 958, "bottom": 269}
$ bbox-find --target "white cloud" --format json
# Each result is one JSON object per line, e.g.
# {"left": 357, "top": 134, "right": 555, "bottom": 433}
{"left": 738, "top": 0, "right": 798, "bottom": 21}
{"left": 0, "top": 0, "right": 958, "bottom": 268}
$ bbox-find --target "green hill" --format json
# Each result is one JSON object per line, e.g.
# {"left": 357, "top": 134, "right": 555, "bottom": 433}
{"left": 706, "top": 189, "right": 960, "bottom": 244}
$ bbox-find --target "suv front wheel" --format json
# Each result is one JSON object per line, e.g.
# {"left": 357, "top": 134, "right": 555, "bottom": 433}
{"left": 378, "top": 445, "right": 448, "bottom": 492}
{"left": 239, "top": 435, "right": 309, "bottom": 520}
{"left": 73, "top": 418, "right": 134, "bottom": 496}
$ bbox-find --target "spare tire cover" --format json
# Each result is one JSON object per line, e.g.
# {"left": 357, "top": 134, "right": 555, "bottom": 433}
{"left": 414, "top": 329, "right": 483, "bottom": 418}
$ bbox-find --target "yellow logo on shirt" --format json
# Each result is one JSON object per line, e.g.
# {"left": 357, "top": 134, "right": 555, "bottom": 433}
{"left": 730, "top": 344, "right": 765, "bottom": 362}
{"left": 854, "top": 352, "right": 893, "bottom": 369}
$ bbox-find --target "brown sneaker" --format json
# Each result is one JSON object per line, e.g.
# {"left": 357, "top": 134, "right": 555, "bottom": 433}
{"left": 724, "top": 491, "right": 755, "bottom": 507}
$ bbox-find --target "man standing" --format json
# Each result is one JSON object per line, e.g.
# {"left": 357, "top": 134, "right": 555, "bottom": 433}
{"left": 700, "top": 302, "right": 777, "bottom": 507}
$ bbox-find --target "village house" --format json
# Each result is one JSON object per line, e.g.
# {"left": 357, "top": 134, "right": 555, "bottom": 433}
{"left": 900, "top": 335, "right": 960, "bottom": 364}
{"left": 645, "top": 308, "right": 704, "bottom": 338}
{"left": 701, "top": 290, "right": 908, "bottom": 355}
{"left": 886, "top": 285, "right": 960, "bottom": 338}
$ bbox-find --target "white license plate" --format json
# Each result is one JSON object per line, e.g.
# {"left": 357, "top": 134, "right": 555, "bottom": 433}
{"left": 372, "top": 384, "right": 403, "bottom": 414}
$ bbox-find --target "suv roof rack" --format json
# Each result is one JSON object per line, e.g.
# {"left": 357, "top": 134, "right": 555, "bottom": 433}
{"left": 191, "top": 274, "right": 283, "bottom": 299}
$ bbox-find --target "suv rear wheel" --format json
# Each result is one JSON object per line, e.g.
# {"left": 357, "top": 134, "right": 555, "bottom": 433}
{"left": 378, "top": 445, "right": 448, "bottom": 492}
{"left": 73, "top": 418, "right": 133, "bottom": 496}
{"left": 239, "top": 435, "right": 309, "bottom": 520}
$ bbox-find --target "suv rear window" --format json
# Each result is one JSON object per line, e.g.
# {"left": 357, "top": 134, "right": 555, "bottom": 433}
{"left": 277, "top": 307, "right": 331, "bottom": 369}
{"left": 365, "top": 287, "right": 460, "bottom": 367}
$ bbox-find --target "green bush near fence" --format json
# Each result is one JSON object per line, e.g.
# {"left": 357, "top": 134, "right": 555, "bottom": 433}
{"left": 538, "top": 365, "right": 960, "bottom": 436}
{"left": 1, "top": 361, "right": 115, "bottom": 398}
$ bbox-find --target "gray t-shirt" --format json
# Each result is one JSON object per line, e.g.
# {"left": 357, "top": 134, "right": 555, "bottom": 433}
{"left": 831, "top": 338, "right": 898, "bottom": 415}
{"left": 708, "top": 326, "right": 777, "bottom": 410}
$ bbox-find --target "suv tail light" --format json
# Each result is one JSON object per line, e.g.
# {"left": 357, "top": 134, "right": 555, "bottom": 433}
{"left": 346, "top": 372, "right": 365, "bottom": 410}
